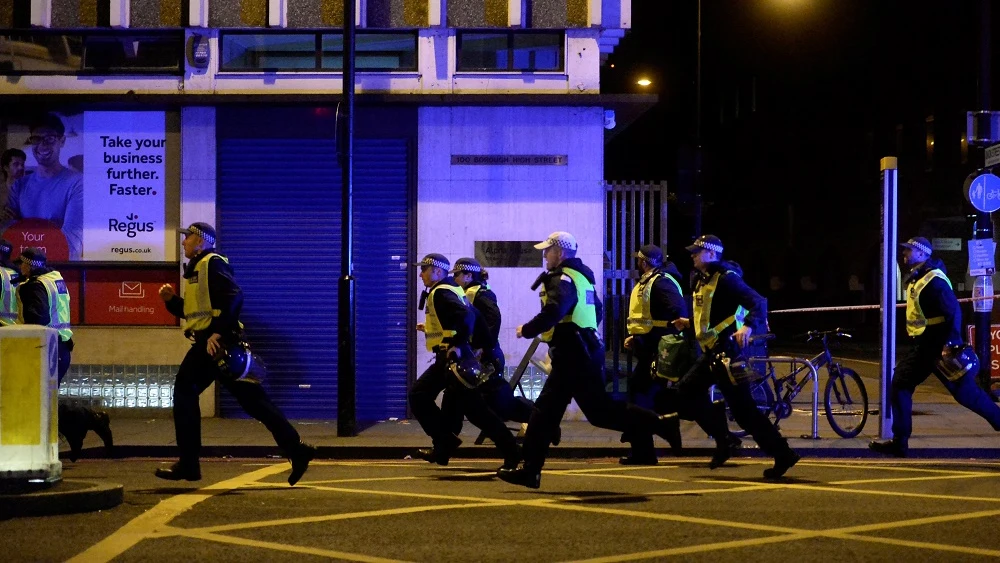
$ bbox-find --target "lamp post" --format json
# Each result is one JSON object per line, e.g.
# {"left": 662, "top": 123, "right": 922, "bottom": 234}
{"left": 693, "top": 0, "right": 703, "bottom": 240}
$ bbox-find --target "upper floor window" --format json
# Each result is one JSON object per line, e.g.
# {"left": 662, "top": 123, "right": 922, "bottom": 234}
{"left": 0, "top": 30, "right": 183, "bottom": 75}
{"left": 456, "top": 31, "right": 564, "bottom": 72}
{"left": 219, "top": 30, "right": 418, "bottom": 72}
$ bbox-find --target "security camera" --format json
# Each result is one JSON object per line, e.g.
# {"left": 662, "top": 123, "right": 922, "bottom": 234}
{"left": 604, "top": 109, "right": 616, "bottom": 130}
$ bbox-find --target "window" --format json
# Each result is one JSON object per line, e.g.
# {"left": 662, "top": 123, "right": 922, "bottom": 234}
{"left": 219, "top": 30, "right": 418, "bottom": 72}
{"left": 0, "top": 30, "right": 183, "bottom": 75}
{"left": 457, "top": 31, "right": 563, "bottom": 72}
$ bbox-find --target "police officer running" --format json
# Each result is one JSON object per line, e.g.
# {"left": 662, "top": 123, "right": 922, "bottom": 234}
{"left": 672, "top": 235, "right": 800, "bottom": 479}
{"left": 15, "top": 247, "right": 113, "bottom": 461}
{"left": 0, "top": 239, "right": 20, "bottom": 326}
{"left": 429, "top": 257, "right": 540, "bottom": 454}
{"left": 498, "top": 232, "right": 681, "bottom": 489}
{"left": 621, "top": 244, "right": 737, "bottom": 467}
{"left": 156, "top": 223, "right": 316, "bottom": 484}
{"left": 870, "top": 237, "right": 1000, "bottom": 457}
{"left": 409, "top": 253, "right": 520, "bottom": 469}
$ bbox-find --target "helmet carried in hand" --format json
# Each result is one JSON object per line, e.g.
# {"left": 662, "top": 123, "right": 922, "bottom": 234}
{"left": 937, "top": 344, "right": 979, "bottom": 382}
{"left": 214, "top": 341, "right": 267, "bottom": 384}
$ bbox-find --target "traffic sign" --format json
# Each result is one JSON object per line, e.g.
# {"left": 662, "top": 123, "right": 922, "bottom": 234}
{"left": 966, "top": 172, "right": 1000, "bottom": 213}
{"left": 987, "top": 143, "right": 1000, "bottom": 167}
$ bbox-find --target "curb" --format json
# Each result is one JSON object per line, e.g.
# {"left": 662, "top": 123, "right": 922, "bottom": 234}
{"left": 66, "top": 445, "right": 1000, "bottom": 462}
{"left": 0, "top": 479, "right": 124, "bottom": 518}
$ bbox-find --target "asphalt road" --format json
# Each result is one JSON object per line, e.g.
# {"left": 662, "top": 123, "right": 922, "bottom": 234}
{"left": 6, "top": 456, "right": 1000, "bottom": 562}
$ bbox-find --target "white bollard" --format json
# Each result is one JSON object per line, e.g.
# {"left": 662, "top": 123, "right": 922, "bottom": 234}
{"left": 0, "top": 326, "right": 62, "bottom": 483}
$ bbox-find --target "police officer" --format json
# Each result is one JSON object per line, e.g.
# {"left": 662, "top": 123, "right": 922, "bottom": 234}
{"left": 156, "top": 223, "right": 316, "bottom": 484}
{"left": 430, "top": 258, "right": 542, "bottom": 449}
{"left": 870, "top": 237, "right": 1000, "bottom": 457}
{"left": 0, "top": 239, "right": 19, "bottom": 326}
{"left": 673, "top": 235, "right": 800, "bottom": 479}
{"left": 15, "top": 247, "right": 113, "bottom": 461}
{"left": 409, "top": 253, "right": 520, "bottom": 469}
{"left": 498, "top": 232, "right": 681, "bottom": 489}
{"left": 621, "top": 244, "right": 738, "bottom": 467}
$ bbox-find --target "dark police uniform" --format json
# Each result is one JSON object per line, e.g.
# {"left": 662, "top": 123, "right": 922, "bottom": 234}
{"left": 158, "top": 225, "right": 314, "bottom": 484}
{"left": 409, "top": 256, "right": 519, "bottom": 467}
{"left": 15, "top": 247, "right": 112, "bottom": 461}
{"left": 441, "top": 277, "right": 535, "bottom": 436}
{"left": 677, "top": 235, "right": 799, "bottom": 478}
{"left": 872, "top": 255, "right": 1000, "bottom": 456}
{"left": 623, "top": 259, "right": 732, "bottom": 465}
{"left": 499, "top": 249, "right": 678, "bottom": 488}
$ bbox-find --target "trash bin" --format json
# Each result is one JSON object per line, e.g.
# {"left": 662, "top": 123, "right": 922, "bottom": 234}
{"left": 0, "top": 326, "right": 61, "bottom": 484}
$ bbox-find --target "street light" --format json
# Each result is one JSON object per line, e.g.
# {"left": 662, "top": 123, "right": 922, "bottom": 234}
{"left": 637, "top": 78, "right": 652, "bottom": 87}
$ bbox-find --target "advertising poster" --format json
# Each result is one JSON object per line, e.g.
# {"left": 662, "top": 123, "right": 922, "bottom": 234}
{"left": 2, "top": 110, "right": 167, "bottom": 262}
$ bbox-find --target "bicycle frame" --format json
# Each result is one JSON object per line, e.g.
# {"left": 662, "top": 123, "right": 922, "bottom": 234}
{"left": 748, "top": 354, "right": 821, "bottom": 439}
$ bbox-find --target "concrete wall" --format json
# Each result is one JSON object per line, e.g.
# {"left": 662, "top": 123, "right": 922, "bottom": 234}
{"left": 416, "top": 105, "right": 605, "bottom": 370}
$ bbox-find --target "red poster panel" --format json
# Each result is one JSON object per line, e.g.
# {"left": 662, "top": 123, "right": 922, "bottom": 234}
{"left": 84, "top": 270, "right": 179, "bottom": 326}
{"left": 62, "top": 269, "right": 81, "bottom": 325}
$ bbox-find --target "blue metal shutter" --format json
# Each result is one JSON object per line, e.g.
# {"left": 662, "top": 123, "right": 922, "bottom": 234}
{"left": 217, "top": 137, "right": 341, "bottom": 420}
{"left": 354, "top": 138, "right": 412, "bottom": 422}
{"left": 216, "top": 108, "right": 412, "bottom": 421}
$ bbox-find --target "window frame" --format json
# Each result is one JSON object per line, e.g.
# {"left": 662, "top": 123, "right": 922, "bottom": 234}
{"left": 455, "top": 29, "right": 566, "bottom": 73}
{"left": 0, "top": 29, "right": 185, "bottom": 76}
{"left": 217, "top": 29, "right": 420, "bottom": 73}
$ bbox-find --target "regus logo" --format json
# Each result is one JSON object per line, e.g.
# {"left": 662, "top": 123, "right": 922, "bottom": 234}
{"left": 109, "top": 213, "right": 154, "bottom": 238}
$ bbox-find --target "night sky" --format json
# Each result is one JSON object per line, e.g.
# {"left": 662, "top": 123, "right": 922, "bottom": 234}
{"left": 603, "top": 0, "right": 1000, "bottom": 316}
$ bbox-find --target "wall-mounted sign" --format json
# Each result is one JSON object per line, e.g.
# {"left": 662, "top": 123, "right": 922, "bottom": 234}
{"left": 83, "top": 269, "right": 178, "bottom": 326}
{"left": 475, "top": 241, "right": 543, "bottom": 268}
{"left": 451, "top": 155, "right": 568, "bottom": 166}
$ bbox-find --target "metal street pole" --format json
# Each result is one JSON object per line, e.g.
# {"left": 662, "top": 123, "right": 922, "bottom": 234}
{"left": 973, "top": 0, "right": 994, "bottom": 394}
{"left": 337, "top": 0, "right": 358, "bottom": 436}
{"left": 693, "top": 0, "right": 703, "bottom": 240}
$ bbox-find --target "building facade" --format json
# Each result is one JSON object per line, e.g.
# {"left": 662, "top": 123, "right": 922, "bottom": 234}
{"left": 0, "top": 0, "right": 633, "bottom": 421}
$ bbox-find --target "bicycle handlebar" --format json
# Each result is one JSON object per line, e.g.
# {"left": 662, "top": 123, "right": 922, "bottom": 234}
{"left": 748, "top": 333, "right": 776, "bottom": 345}
{"left": 804, "top": 328, "right": 853, "bottom": 341}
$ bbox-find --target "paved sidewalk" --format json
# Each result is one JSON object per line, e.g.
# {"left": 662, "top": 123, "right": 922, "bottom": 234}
{"left": 70, "top": 399, "right": 1000, "bottom": 462}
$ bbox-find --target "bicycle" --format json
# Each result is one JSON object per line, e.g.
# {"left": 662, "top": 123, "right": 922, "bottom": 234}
{"left": 711, "top": 329, "right": 870, "bottom": 439}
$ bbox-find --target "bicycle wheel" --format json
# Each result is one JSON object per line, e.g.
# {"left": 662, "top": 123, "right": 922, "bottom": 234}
{"left": 824, "top": 367, "right": 869, "bottom": 438}
{"left": 710, "top": 379, "right": 775, "bottom": 438}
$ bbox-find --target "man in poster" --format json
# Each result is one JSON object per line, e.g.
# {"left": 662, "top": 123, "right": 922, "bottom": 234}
{"left": 9, "top": 113, "right": 83, "bottom": 260}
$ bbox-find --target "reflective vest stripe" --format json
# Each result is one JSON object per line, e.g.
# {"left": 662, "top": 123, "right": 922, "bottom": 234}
{"left": 424, "top": 283, "right": 467, "bottom": 351}
{"left": 540, "top": 267, "right": 598, "bottom": 343}
{"left": 692, "top": 271, "right": 745, "bottom": 351}
{"left": 627, "top": 271, "right": 681, "bottom": 335}
{"left": 183, "top": 253, "right": 227, "bottom": 332}
{"left": 905, "top": 269, "right": 951, "bottom": 337}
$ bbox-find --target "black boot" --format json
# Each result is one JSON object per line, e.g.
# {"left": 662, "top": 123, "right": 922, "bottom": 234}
{"left": 155, "top": 461, "right": 202, "bottom": 481}
{"left": 763, "top": 450, "right": 801, "bottom": 479}
{"left": 869, "top": 438, "right": 907, "bottom": 458}
{"left": 497, "top": 463, "right": 541, "bottom": 489}
{"left": 288, "top": 442, "right": 317, "bottom": 486}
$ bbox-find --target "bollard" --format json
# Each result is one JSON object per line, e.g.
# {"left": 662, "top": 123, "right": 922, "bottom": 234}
{"left": 0, "top": 326, "right": 61, "bottom": 484}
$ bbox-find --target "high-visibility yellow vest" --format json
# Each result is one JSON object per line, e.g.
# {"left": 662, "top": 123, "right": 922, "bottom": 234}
{"left": 540, "top": 268, "right": 598, "bottom": 342}
{"left": 464, "top": 282, "right": 489, "bottom": 305}
{"left": 183, "top": 253, "right": 227, "bottom": 332}
{"left": 18, "top": 270, "right": 72, "bottom": 341}
{"left": 905, "top": 269, "right": 951, "bottom": 337}
{"left": 0, "top": 266, "right": 18, "bottom": 326}
{"left": 424, "top": 283, "right": 468, "bottom": 351}
{"left": 692, "top": 270, "right": 746, "bottom": 351}
{"left": 627, "top": 270, "right": 683, "bottom": 335}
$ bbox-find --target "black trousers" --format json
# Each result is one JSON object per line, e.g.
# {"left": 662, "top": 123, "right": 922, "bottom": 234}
{"left": 440, "top": 354, "right": 534, "bottom": 436}
{"left": 173, "top": 342, "right": 300, "bottom": 466}
{"left": 891, "top": 341, "right": 1000, "bottom": 444}
{"left": 409, "top": 356, "right": 519, "bottom": 461}
{"left": 676, "top": 348, "right": 793, "bottom": 459}
{"left": 521, "top": 336, "right": 662, "bottom": 470}
{"left": 626, "top": 347, "right": 728, "bottom": 456}
{"left": 56, "top": 339, "right": 95, "bottom": 438}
